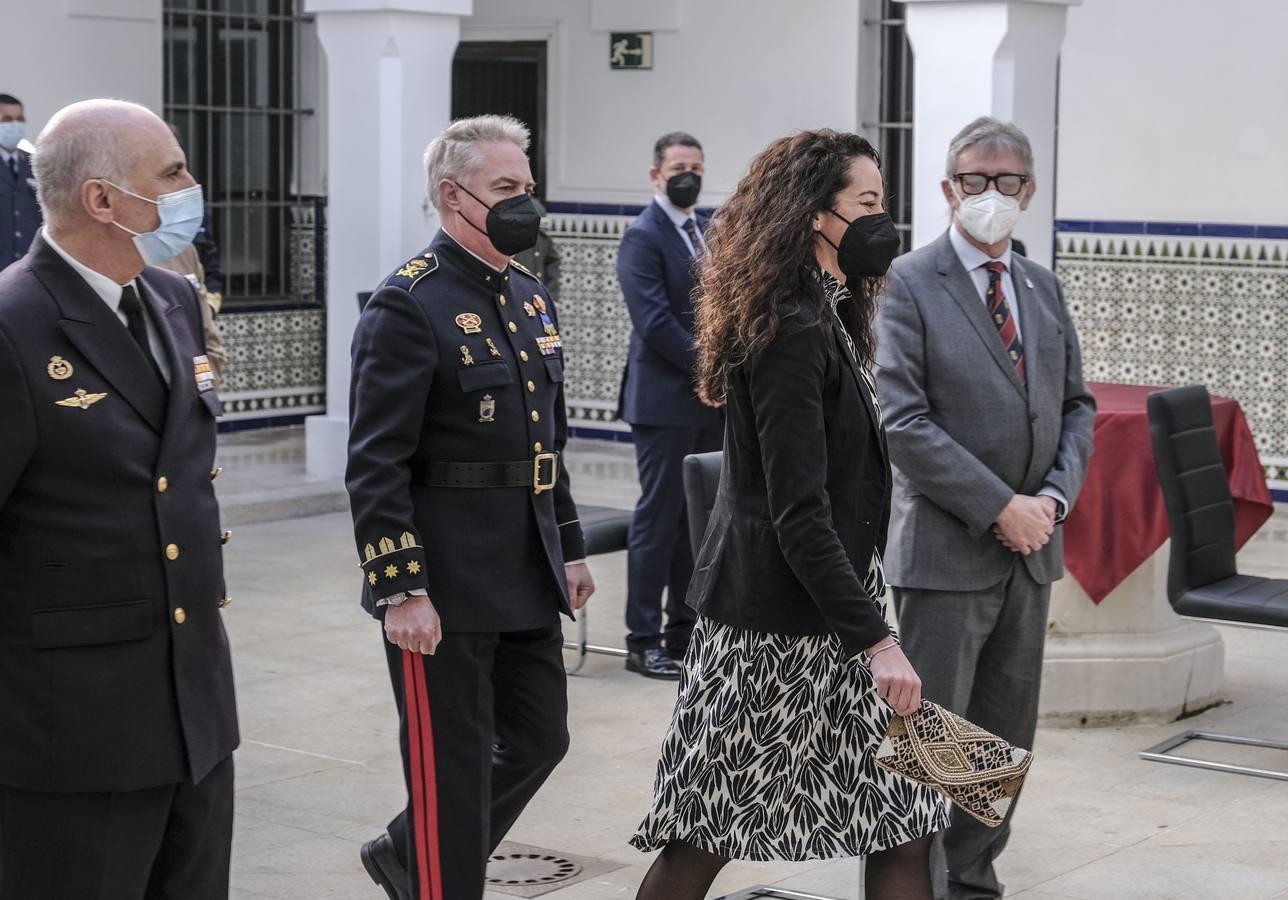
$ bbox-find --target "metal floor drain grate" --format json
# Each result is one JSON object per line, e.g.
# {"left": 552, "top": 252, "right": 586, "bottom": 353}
{"left": 484, "top": 841, "right": 624, "bottom": 897}
{"left": 716, "top": 889, "right": 847, "bottom": 900}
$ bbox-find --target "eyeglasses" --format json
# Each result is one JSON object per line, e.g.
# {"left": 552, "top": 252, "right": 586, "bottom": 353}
{"left": 953, "top": 173, "right": 1029, "bottom": 197}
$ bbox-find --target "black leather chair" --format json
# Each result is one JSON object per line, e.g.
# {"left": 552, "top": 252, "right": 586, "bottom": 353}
{"left": 683, "top": 450, "right": 723, "bottom": 558}
{"left": 561, "top": 504, "right": 632, "bottom": 674}
{"left": 1140, "top": 385, "right": 1288, "bottom": 780}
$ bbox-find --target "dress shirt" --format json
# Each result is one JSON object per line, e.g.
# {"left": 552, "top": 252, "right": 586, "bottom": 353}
{"left": 42, "top": 228, "right": 172, "bottom": 384}
{"left": 653, "top": 194, "right": 705, "bottom": 256}
{"left": 947, "top": 223, "right": 1068, "bottom": 521}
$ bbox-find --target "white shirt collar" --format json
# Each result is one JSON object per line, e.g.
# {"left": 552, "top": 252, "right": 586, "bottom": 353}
{"left": 441, "top": 225, "right": 507, "bottom": 273}
{"left": 0, "top": 147, "right": 15, "bottom": 164}
{"left": 41, "top": 227, "right": 132, "bottom": 313}
{"left": 949, "top": 221, "right": 1012, "bottom": 274}
{"left": 653, "top": 193, "right": 697, "bottom": 229}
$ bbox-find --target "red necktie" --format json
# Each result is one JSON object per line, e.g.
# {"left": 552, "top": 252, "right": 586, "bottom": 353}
{"left": 984, "top": 260, "right": 1026, "bottom": 385}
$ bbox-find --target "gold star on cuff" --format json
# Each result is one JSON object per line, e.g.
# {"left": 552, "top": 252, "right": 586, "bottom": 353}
{"left": 368, "top": 571, "right": 377, "bottom": 586}
{"left": 384, "top": 564, "right": 399, "bottom": 579}
{"left": 407, "top": 560, "right": 422, "bottom": 575}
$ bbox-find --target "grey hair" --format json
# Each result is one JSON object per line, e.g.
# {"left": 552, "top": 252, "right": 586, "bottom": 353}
{"left": 424, "top": 114, "right": 530, "bottom": 210}
{"left": 33, "top": 99, "right": 147, "bottom": 229}
{"left": 945, "top": 116, "right": 1034, "bottom": 177}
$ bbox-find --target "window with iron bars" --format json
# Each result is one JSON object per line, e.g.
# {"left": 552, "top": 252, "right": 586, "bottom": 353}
{"left": 163, "top": 0, "right": 324, "bottom": 310}
{"left": 864, "top": 0, "right": 914, "bottom": 253}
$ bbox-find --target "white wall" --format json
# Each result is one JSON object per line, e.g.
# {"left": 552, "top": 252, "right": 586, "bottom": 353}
{"left": 5, "top": 0, "right": 163, "bottom": 131}
{"left": 1057, "top": 0, "right": 1288, "bottom": 224}
{"left": 464, "top": 0, "right": 867, "bottom": 206}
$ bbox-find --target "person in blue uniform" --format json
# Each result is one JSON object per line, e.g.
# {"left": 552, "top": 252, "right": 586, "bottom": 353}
{"left": 347, "top": 114, "right": 595, "bottom": 900}
{"left": 0, "top": 98, "right": 236, "bottom": 899}
{"left": 0, "top": 93, "right": 42, "bottom": 271}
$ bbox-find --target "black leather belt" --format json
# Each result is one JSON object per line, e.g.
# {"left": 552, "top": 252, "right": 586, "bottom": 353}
{"left": 417, "top": 452, "right": 559, "bottom": 494}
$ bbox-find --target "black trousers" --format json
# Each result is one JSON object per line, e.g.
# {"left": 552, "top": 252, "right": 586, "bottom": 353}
{"left": 383, "top": 626, "right": 569, "bottom": 900}
{"left": 625, "top": 419, "right": 724, "bottom": 651}
{"left": 0, "top": 755, "right": 233, "bottom": 900}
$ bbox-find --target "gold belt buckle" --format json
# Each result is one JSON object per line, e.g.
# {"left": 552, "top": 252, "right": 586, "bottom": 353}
{"left": 533, "top": 452, "right": 558, "bottom": 494}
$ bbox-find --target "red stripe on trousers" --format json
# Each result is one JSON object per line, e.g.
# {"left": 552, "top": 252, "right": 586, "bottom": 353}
{"left": 403, "top": 651, "right": 444, "bottom": 900}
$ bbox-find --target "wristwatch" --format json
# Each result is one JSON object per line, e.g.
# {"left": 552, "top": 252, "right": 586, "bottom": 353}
{"left": 377, "top": 591, "right": 410, "bottom": 608}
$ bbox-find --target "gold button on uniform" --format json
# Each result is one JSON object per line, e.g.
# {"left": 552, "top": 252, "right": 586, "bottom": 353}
{"left": 508, "top": 322, "right": 518, "bottom": 333}
{"left": 498, "top": 294, "right": 507, "bottom": 306}
{"left": 530, "top": 410, "right": 540, "bottom": 423}
{"left": 520, "top": 351, "right": 529, "bottom": 362}
{"left": 534, "top": 442, "right": 543, "bottom": 452}
{"left": 165, "top": 543, "right": 180, "bottom": 560}
{"left": 174, "top": 607, "right": 186, "bottom": 624}
{"left": 156, "top": 476, "right": 168, "bottom": 493}
{"left": 527, "top": 380, "right": 536, "bottom": 393}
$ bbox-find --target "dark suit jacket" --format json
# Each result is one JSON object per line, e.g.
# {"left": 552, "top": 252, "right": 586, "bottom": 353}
{"left": 687, "top": 302, "right": 893, "bottom": 656}
{"left": 346, "top": 231, "right": 586, "bottom": 631}
{"left": 0, "top": 152, "right": 41, "bottom": 269}
{"left": 0, "top": 235, "right": 237, "bottom": 793}
{"left": 616, "top": 200, "right": 719, "bottom": 427}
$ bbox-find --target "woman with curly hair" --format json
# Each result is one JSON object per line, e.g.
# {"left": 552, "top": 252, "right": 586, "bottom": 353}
{"left": 630, "top": 130, "right": 949, "bottom": 899}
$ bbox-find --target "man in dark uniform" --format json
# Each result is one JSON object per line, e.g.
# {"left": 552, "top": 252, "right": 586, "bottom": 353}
{"left": 0, "top": 99, "right": 237, "bottom": 898}
{"left": 0, "top": 93, "right": 42, "bottom": 271}
{"left": 347, "top": 114, "right": 595, "bottom": 900}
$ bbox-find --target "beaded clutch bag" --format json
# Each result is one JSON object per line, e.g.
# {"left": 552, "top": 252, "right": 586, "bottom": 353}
{"left": 874, "top": 700, "right": 1033, "bottom": 828}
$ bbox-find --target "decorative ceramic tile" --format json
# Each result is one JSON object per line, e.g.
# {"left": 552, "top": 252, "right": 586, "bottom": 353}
{"left": 1055, "top": 231, "right": 1288, "bottom": 485}
{"left": 216, "top": 307, "right": 326, "bottom": 421}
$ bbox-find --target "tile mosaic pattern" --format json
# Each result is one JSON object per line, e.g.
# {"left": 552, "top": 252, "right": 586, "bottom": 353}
{"left": 1055, "top": 231, "right": 1288, "bottom": 484}
{"left": 216, "top": 307, "right": 326, "bottom": 421}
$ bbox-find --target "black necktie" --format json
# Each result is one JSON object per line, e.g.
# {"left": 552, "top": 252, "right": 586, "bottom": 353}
{"left": 119, "top": 284, "right": 163, "bottom": 382}
{"left": 6, "top": 156, "right": 16, "bottom": 182}
{"left": 682, "top": 218, "right": 704, "bottom": 258}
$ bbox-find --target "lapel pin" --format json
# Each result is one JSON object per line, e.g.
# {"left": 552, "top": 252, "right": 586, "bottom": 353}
{"left": 523, "top": 302, "right": 536, "bottom": 318}
{"left": 532, "top": 295, "right": 546, "bottom": 314}
{"left": 47, "top": 355, "right": 74, "bottom": 381}
{"left": 455, "top": 312, "right": 483, "bottom": 335}
{"left": 460, "top": 345, "right": 475, "bottom": 366}
{"left": 1024, "top": 276, "right": 1035, "bottom": 289}
{"left": 485, "top": 338, "right": 502, "bottom": 358}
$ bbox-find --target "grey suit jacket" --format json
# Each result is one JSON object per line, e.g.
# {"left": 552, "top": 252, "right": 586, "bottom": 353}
{"left": 874, "top": 230, "right": 1095, "bottom": 591}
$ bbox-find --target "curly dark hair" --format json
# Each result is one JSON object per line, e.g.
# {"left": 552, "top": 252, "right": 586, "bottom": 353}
{"left": 695, "top": 130, "right": 884, "bottom": 403}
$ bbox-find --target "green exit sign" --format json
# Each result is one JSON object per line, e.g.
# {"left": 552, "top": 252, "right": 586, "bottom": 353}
{"left": 610, "top": 32, "right": 653, "bottom": 70}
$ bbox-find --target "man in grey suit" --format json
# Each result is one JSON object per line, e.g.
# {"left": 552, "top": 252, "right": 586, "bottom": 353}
{"left": 876, "top": 117, "right": 1095, "bottom": 899}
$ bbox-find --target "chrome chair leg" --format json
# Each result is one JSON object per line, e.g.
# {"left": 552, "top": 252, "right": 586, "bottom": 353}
{"left": 1140, "top": 731, "right": 1288, "bottom": 781}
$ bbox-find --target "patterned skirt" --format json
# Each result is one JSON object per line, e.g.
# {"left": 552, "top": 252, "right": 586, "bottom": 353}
{"left": 630, "top": 615, "right": 950, "bottom": 862}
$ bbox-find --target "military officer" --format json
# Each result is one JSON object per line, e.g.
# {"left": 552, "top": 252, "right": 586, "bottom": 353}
{"left": 347, "top": 114, "right": 595, "bottom": 900}
{"left": 0, "top": 99, "right": 237, "bottom": 898}
{"left": 0, "top": 92, "right": 42, "bottom": 271}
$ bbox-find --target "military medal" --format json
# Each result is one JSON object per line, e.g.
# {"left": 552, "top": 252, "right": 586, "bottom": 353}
{"left": 479, "top": 394, "right": 496, "bottom": 423}
{"left": 193, "top": 354, "right": 215, "bottom": 393}
{"left": 455, "top": 312, "right": 483, "bottom": 334}
{"left": 460, "top": 345, "right": 475, "bottom": 366}
{"left": 532, "top": 295, "right": 546, "bottom": 314}
{"left": 47, "top": 355, "right": 74, "bottom": 381}
{"left": 523, "top": 302, "right": 536, "bottom": 318}
{"left": 485, "top": 338, "right": 502, "bottom": 358}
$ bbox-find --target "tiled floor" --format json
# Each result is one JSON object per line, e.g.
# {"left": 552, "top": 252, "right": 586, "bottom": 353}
{"left": 215, "top": 429, "right": 1288, "bottom": 899}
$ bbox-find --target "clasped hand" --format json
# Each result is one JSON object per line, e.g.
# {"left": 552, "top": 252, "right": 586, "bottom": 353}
{"left": 993, "top": 494, "right": 1057, "bottom": 555}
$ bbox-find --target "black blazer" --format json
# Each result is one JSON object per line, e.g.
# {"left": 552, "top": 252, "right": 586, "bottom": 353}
{"left": 0, "top": 235, "right": 237, "bottom": 793}
{"left": 688, "top": 302, "right": 893, "bottom": 656}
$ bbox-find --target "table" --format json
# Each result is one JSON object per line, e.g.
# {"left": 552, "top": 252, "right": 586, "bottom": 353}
{"left": 1040, "top": 383, "right": 1275, "bottom": 726}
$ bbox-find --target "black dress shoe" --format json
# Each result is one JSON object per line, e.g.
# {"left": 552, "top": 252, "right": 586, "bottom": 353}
{"left": 625, "top": 648, "right": 682, "bottom": 680}
{"left": 360, "top": 832, "right": 410, "bottom": 900}
{"left": 662, "top": 642, "right": 689, "bottom": 662}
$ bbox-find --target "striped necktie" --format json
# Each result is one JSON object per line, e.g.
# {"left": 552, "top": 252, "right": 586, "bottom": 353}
{"left": 983, "top": 260, "right": 1026, "bottom": 385}
{"left": 681, "top": 218, "right": 704, "bottom": 258}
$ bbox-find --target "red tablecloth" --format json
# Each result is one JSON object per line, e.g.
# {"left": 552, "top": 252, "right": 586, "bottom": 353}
{"left": 1063, "top": 383, "right": 1274, "bottom": 603}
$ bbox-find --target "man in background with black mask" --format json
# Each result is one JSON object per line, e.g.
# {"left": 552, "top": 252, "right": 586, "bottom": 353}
{"left": 346, "top": 114, "right": 594, "bottom": 900}
{"left": 615, "top": 131, "right": 724, "bottom": 680}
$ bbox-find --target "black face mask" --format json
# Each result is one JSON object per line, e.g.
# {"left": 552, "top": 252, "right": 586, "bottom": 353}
{"left": 454, "top": 181, "right": 541, "bottom": 256}
{"left": 665, "top": 171, "right": 702, "bottom": 209}
{"left": 819, "top": 210, "right": 901, "bottom": 280}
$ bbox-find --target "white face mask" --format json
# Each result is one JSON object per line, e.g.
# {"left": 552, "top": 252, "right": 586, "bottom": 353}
{"left": 953, "top": 186, "right": 1022, "bottom": 245}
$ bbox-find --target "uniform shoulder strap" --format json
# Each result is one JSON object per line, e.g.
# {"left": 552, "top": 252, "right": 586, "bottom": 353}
{"left": 385, "top": 250, "right": 440, "bottom": 292}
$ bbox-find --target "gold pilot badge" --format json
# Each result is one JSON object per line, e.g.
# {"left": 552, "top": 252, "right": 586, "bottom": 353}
{"left": 56, "top": 388, "right": 108, "bottom": 410}
{"left": 455, "top": 312, "right": 483, "bottom": 334}
{"left": 47, "top": 356, "right": 74, "bottom": 381}
{"left": 479, "top": 394, "right": 496, "bottom": 423}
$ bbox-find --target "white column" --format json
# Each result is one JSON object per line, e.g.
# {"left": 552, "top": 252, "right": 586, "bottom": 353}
{"left": 901, "top": 0, "right": 1077, "bottom": 269}
{"left": 303, "top": 0, "right": 472, "bottom": 479}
